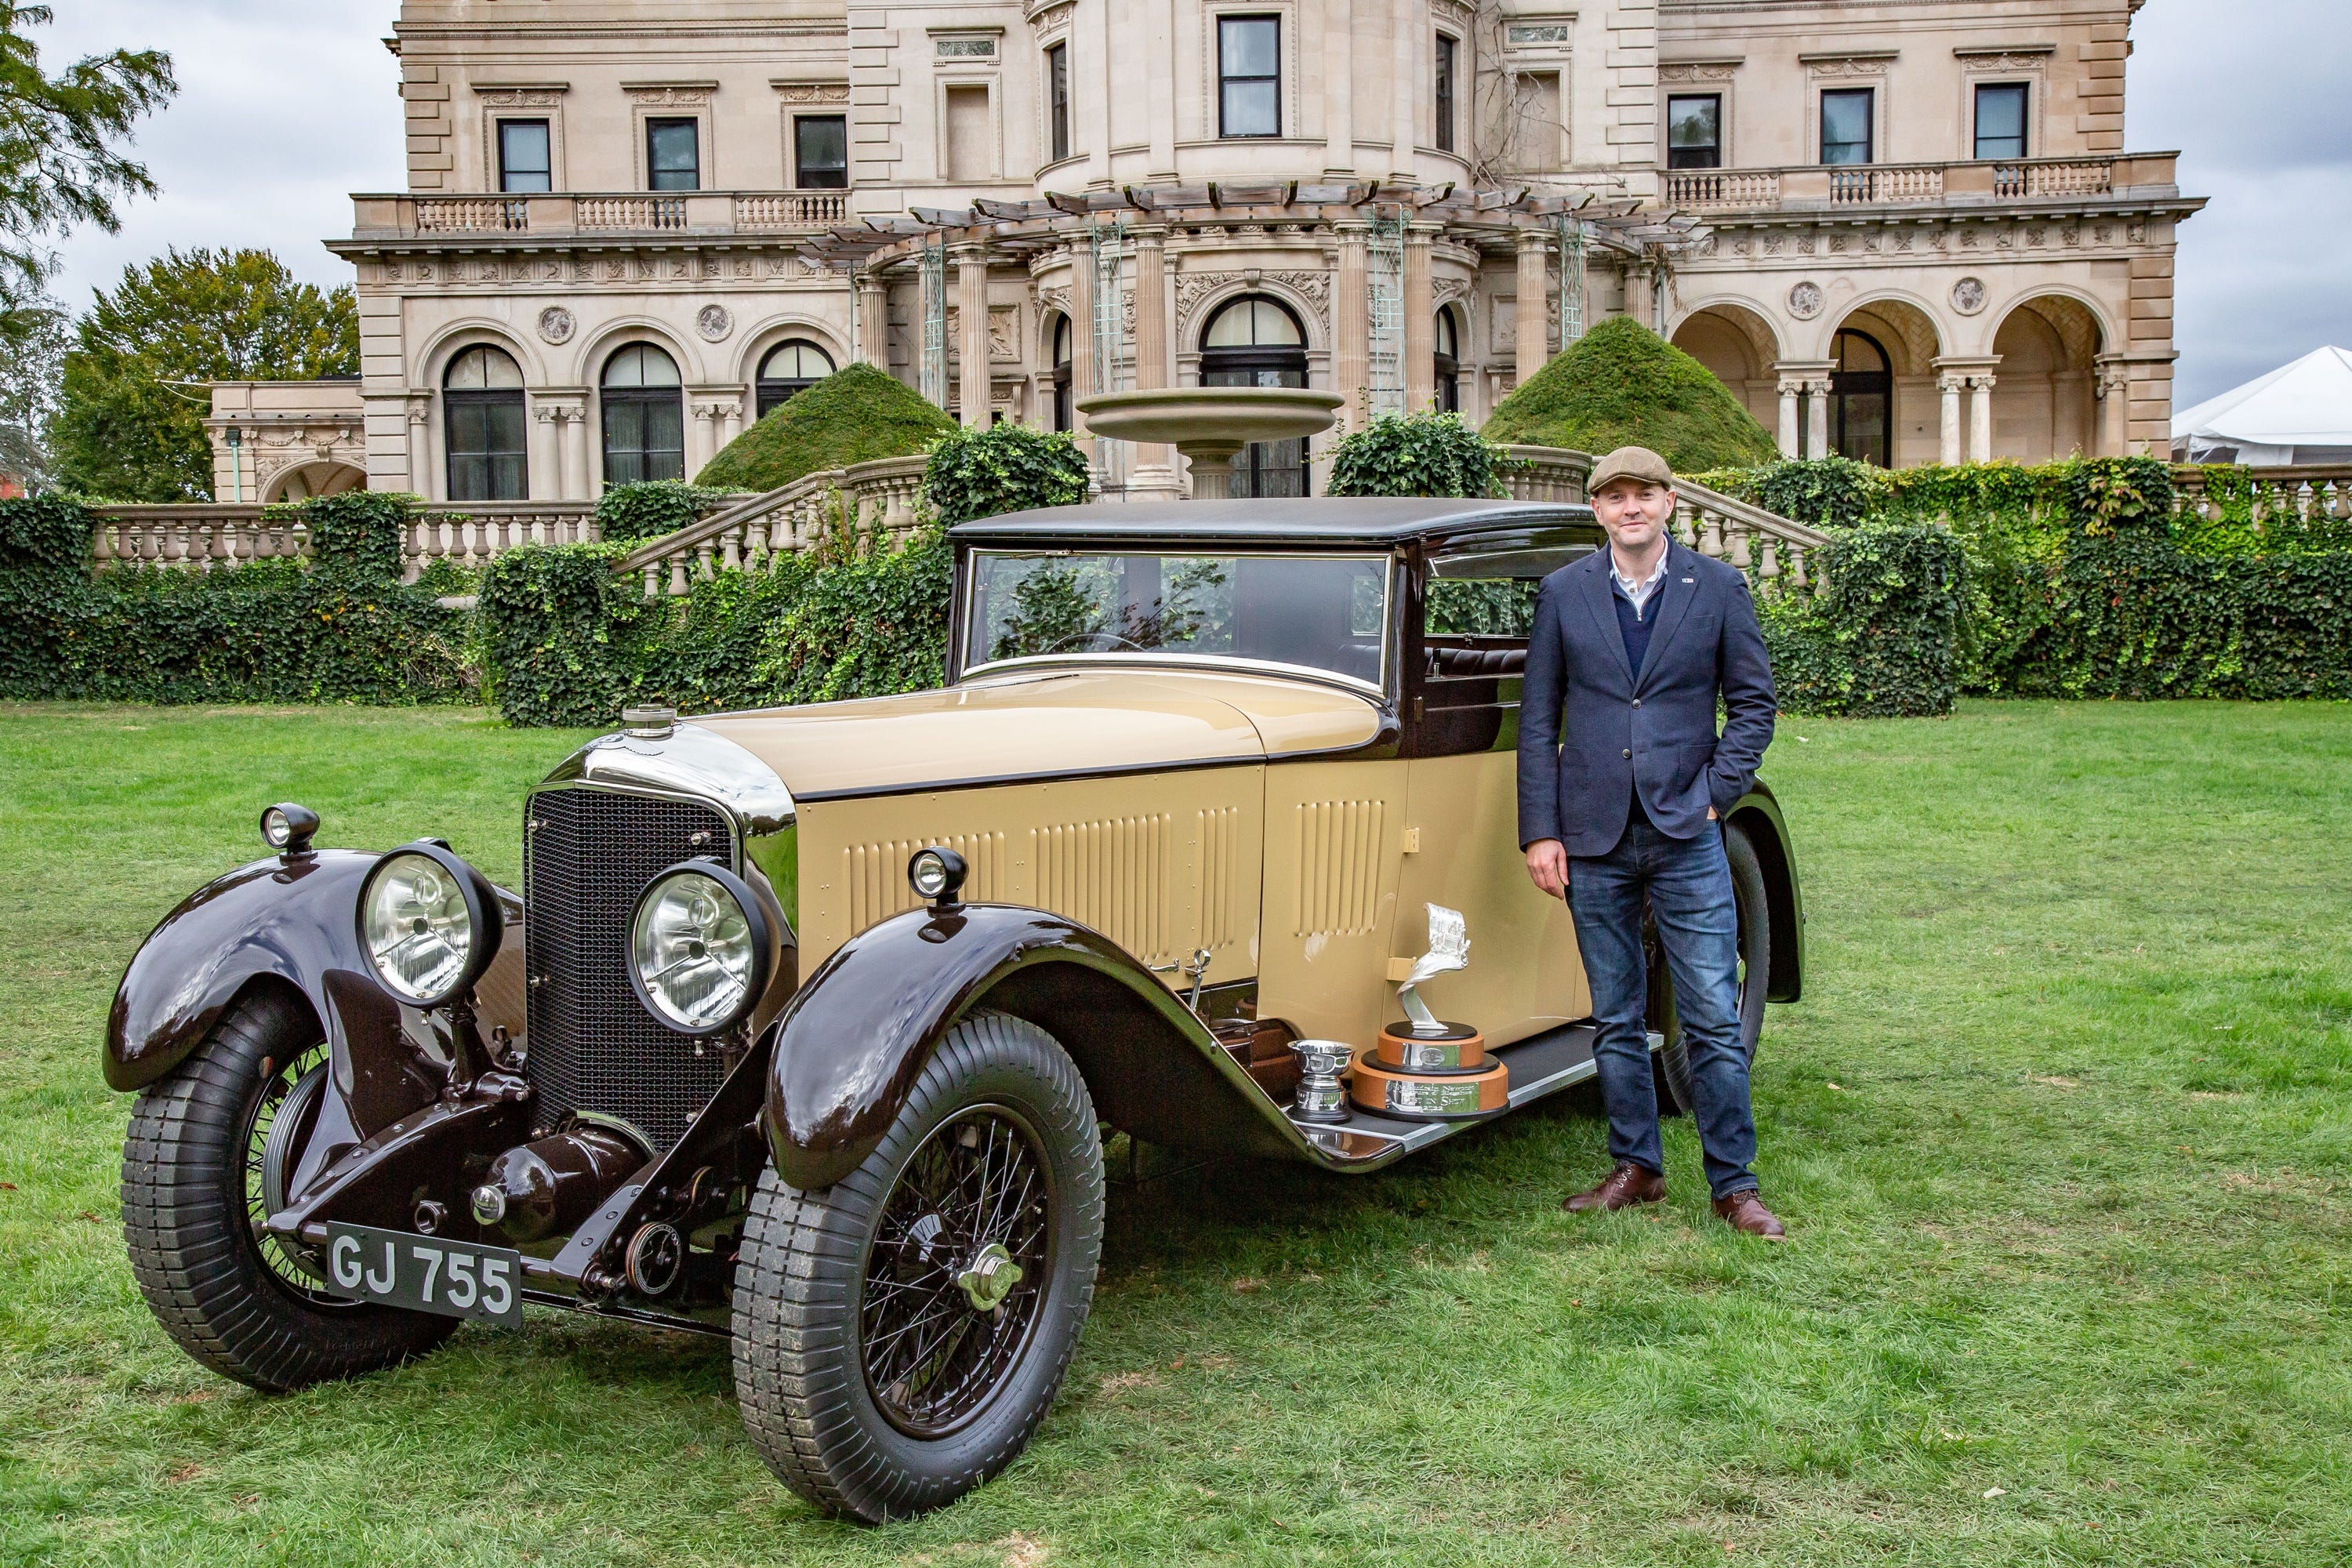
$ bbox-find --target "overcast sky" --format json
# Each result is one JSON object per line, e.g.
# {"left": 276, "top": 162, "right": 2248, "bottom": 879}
{"left": 33, "top": 0, "right": 2351, "bottom": 408}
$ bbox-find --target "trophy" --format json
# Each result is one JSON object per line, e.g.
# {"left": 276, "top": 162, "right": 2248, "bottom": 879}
{"left": 1351, "top": 903, "right": 1509, "bottom": 1120}
{"left": 1287, "top": 1037, "right": 1356, "bottom": 1123}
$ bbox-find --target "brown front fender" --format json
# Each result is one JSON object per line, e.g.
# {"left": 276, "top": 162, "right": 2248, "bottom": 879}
{"left": 763, "top": 903, "right": 1304, "bottom": 1192}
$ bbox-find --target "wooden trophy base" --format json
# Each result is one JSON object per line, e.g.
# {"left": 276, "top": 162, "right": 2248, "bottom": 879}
{"left": 1348, "top": 1047, "right": 1508, "bottom": 1120}
{"left": 1374, "top": 1020, "right": 1487, "bottom": 1072}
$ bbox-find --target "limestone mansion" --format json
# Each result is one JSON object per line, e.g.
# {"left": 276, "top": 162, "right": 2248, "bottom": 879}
{"left": 216, "top": 0, "right": 2199, "bottom": 505}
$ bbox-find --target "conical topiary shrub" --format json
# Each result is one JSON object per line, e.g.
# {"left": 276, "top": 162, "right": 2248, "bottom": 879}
{"left": 695, "top": 362, "right": 959, "bottom": 490}
{"left": 1481, "top": 316, "right": 1778, "bottom": 472}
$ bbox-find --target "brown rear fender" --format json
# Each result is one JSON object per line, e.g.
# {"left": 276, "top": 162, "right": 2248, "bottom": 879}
{"left": 105, "top": 849, "right": 528, "bottom": 1138}
{"left": 1728, "top": 781, "right": 1806, "bottom": 1004}
{"left": 763, "top": 903, "right": 1303, "bottom": 1192}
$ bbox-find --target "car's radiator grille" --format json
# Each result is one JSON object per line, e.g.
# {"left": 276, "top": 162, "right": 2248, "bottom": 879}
{"left": 523, "top": 786, "right": 734, "bottom": 1152}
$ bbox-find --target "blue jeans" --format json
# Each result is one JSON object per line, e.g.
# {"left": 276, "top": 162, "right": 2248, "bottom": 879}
{"left": 1566, "top": 815, "right": 1759, "bottom": 1200}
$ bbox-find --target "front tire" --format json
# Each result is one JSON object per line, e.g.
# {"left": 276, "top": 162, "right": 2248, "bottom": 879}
{"left": 122, "top": 986, "right": 456, "bottom": 1391}
{"left": 731, "top": 1011, "right": 1104, "bottom": 1523}
{"left": 1651, "top": 822, "right": 1772, "bottom": 1115}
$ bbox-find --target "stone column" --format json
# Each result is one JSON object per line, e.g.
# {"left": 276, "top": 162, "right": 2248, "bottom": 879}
{"left": 1515, "top": 232, "right": 1549, "bottom": 387}
{"left": 721, "top": 397, "right": 744, "bottom": 448}
{"left": 1806, "top": 374, "right": 1832, "bottom": 459}
{"left": 1403, "top": 228, "right": 1436, "bottom": 414}
{"left": 1936, "top": 371, "right": 1964, "bottom": 465}
{"left": 1621, "top": 265, "right": 1653, "bottom": 332}
{"left": 1968, "top": 372, "right": 1996, "bottom": 463}
{"left": 1127, "top": 228, "right": 1179, "bottom": 499}
{"left": 856, "top": 274, "right": 888, "bottom": 367}
{"left": 531, "top": 401, "right": 564, "bottom": 500}
{"left": 2095, "top": 356, "right": 2130, "bottom": 457}
{"left": 1334, "top": 227, "right": 1370, "bottom": 430}
{"left": 1773, "top": 374, "right": 1803, "bottom": 458}
{"left": 1774, "top": 361, "right": 1836, "bottom": 459}
{"left": 956, "top": 249, "right": 992, "bottom": 427}
{"left": 406, "top": 399, "right": 435, "bottom": 501}
{"left": 685, "top": 401, "right": 714, "bottom": 474}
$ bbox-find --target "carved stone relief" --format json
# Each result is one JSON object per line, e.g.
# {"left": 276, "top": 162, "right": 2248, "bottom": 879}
{"left": 774, "top": 82, "right": 850, "bottom": 104}
{"left": 697, "top": 303, "right": 735, "bottom": 342}
{"left": 625, "top": 84, "right": 715, "bottom": 107}
{"left": 1951, "top": 278, "right": 1987, "bottom": 315}
{"left": 1788, "top": 281, "right": 1824, "bottom": 320}
{"left": 537, "top": 306, "right": 576, "bottom": 344}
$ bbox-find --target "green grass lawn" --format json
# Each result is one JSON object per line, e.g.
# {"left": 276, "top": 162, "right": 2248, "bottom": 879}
{"left": 2, "top": 699, "right": 2348, "bottom": 1566}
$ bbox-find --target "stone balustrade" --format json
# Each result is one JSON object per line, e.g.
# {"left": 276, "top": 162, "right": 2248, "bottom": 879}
{"left": 614, "top": 454, "right": 934, "bottom": 598}
{"left": 89, "top": 501, "right": 600, "bottom": 580}
{"left": 1495, "top": 445, "right": 1591, "bottom": 503}
{"left": 1664, "top": 154, "right": 2146, "bottom": 213}
{"left": 2172, "top": 465, "right": 2352, "bottom": 529}
{"left": 1502, "top": 445, "right": 1828, "bottom": 594}
{"left": 360, "top": 191, "right": 851, "bottom": 241}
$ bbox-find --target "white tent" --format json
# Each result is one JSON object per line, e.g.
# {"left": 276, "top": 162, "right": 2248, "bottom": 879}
{"left": 2172, "top": 346, "right": 2352, "bottom": 466}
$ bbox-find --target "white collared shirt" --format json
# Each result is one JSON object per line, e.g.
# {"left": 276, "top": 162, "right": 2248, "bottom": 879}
{"left": 1610, "top": 549, "right": 1671, "bottom": 620}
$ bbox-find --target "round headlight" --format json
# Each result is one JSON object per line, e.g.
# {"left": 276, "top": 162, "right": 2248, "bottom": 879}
{"left": 630, "top": 861, "right": 775, "bottom": 1036}
{"left": 357, "top": 844, "right": 500, "bottom": 1007}
{"left": 260, "top": 801, "right": 318, "bottom": 854}
{"left": 907, "top": 846, "right": 967, "bottom": 907}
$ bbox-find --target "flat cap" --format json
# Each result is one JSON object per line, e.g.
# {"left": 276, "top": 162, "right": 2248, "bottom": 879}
{"left": 1588, "top": 445, "right": 1676, "bottom": 494}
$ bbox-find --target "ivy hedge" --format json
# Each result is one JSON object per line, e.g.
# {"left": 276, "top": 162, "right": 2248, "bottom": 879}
{"left": 1, "top": 491, "right": 473, "bottom": 705}
{"left": 1761, "top": 523, "right": 1967, "bottom": 717}
{"left": 595, "top": 480, "right": 741, "bottom": 543}
{"left": 1483, "top": 318, "right": 1779, "bottom": 470}
{"left": 1328, "top": 412, "right": 1508, "bottom": 499}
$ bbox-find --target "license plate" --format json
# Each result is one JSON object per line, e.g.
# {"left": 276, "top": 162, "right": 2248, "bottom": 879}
{"left": 322, "top": 1222, "right": 524, "bottom": 1326}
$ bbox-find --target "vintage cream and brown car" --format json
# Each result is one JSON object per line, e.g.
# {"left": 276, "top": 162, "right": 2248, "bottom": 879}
{"left": 107, "top": 497, "right": 1804, "bottom": 1522}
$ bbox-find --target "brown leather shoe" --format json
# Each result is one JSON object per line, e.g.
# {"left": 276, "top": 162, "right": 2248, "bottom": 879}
{"left": 1563, "top": 1162, "right": 1667, "bottom": 1213}
{"left": 1712, "top": 1190, "right": 1787, "bottom": 1240}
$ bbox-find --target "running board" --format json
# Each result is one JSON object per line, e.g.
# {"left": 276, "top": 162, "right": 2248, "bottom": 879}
{"left": 1282, "top": 1021, "right": 1602, "bottom": 1170}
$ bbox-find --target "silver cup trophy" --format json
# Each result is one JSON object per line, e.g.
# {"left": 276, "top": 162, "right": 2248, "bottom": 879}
{"left": 1288, "top": 1037, "right": 1356, "bottom": 1123}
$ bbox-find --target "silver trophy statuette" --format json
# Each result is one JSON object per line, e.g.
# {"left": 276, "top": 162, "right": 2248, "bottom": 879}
{"left": 1289, "top": 1038, "right": 1355, "bottom": 1123}
{"left": 1397, "top": 903, "right": 1470, "bottom": 1036}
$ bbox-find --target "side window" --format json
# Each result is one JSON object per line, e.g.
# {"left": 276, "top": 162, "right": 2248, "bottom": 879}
{"left": 1414, "top": 541, "right": 1595, "bottom": 756}
{"left": 498, "top": 119, "right": 552, "bottom": 192}
{"left": 647, "top": 117, "right": 700, "bottom": 191}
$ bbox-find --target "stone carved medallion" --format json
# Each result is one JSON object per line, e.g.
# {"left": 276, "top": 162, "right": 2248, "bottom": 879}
{"left": 1951, "top": 277, "right": 1987, "bottom": 315}
{"left": 697, "top": 303, "right": 735, "bottom": 342}
{"left": 537, "top": 306, "right": 576, "bottom": 344}
{"left": 1788, "top": 281, "right": 1824, "bottom": 321}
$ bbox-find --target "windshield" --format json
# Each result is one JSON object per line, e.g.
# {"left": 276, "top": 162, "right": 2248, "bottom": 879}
{"left": 964, "top": 550, "right": 1390, "bottom": 685}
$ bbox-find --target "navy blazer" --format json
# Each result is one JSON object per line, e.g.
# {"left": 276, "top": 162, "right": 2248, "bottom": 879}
{"left": 1516, "top": 539, "right": 1777, "bottom": 857}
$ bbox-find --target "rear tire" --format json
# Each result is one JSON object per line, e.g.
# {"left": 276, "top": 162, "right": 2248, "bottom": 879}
{"left": 731, "top": 1011, "right": 1103, "bottom": 1523}
{"left": 122, "top": 986, "right": 456, "bottom": 1391}
{"left": 1651, "top": 822, "right": 1772, "bottom": 1115}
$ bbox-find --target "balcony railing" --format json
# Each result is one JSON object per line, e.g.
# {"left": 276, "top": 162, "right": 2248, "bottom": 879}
{"left": 354, "top": 190, "right": 854, "bottom": 241}
{"left": 1664, "top": 154, "right": 2159, "bottom": 213}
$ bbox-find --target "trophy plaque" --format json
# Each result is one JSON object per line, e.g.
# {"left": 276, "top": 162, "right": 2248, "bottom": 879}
{"left": 1351, "top": 903, "right": 1508, "bottom": 1120}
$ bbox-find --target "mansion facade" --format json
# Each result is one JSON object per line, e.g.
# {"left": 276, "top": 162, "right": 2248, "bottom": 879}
{"left": 224, "top": 0, "right": 2199, "bottom": 503}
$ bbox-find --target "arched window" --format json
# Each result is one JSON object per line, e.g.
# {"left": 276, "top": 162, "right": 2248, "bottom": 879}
{"left": 601, "top": 343, "right": 685, "bottom": 485}
{"left": 443, "top": 345, "right": 528, "bottom": 501}
{"left": 1829, "top": 328, "right": 1891, "bottom": 467}
{"left": 754, "top": 338, "right": 836, "bottom": 419}
{"left": 1199, "top": 295, "right": 1311, "bottom": 496}
{"left": 1049, "top": 314, "right": 1073, "bottom": 432}
{"left": 1433, "top": 307, "right": 1461, "bottom": 416}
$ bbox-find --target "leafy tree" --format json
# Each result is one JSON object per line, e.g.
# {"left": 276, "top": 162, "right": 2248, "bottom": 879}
{"left": 1327, "top": 411, "right": 1509, "bottom": 498}
{"left": 53, "top": 248, "right": 358, "bottom": 501}
{"left": 0, "top": 280, "right": 64, "bottom": 491}
{"left": 1, "top": 2, "right": 174, "bottom": 289}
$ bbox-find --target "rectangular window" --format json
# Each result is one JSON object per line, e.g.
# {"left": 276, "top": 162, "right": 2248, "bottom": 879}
{"left": 945, "top": 85, "right": 992, "bottom": 181}
{"left": 497, "top": 119, "right": 552, "bottom": 193}
{"left": 1434, "top": 34, "right": 1457, "bottom": 154}
{"left": 1975, "top": 82, "right": 2028, "bottom": 160}
{"left": 1820, "top": 88, "right": 1874, "bottom": 165}
{"left": 1218, "top": 16, "right": 1281, "bottom": 139}
{"left": 646, "top": 117, "right": 700, "bottom": 191}
{"left": 794, "top": 115, "right": 848, "bottom": 188}
{"left": 1047, "top": 42, "right": 1070, "bottom": 162}
{"left": 1665, "top": 94, "right": 1722, "bottom": 170}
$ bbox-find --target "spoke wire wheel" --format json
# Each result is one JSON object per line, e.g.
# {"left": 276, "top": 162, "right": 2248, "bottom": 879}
{"left": 122, "top": 986, "right": 456, "bottom": 1391}
{"left": 1649, "top": 823, "right": 1772, "bottom": 1116}
{"left": 732, "top": 1011, "right": 1104, "bottom": 1523}
{"left": 862, "top": 1105, "right": 1055, "bottom": 1438}
{"left": 246, "top": 1045, "right": 347, "bottom": 1304}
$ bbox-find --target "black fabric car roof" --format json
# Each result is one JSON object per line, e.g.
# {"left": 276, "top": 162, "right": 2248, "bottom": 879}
{"left": 949, "top": 497, "right": 1596, "bottom": 548}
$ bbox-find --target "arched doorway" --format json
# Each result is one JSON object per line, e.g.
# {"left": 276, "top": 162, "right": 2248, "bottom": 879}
{"left": 1991, "top": 297, "right": 2102, "bottom": 463}
{"left": 755, "top": 339, "right": 835, "bottom": 419}
{"left": 1199, "top": 295, "right": 1309, "bottom": 496}
{"left": 1047, "top": 313, "right": 1073, "bottom": 432}
{"left": 1433, "top": 307, "right": 1461, "bottom": 415}
{"left": 264, "top": 461, "right": 368, "bottom": 504}
{"left": 1669, "top": 304, "right": 1780, "bottom": 431}
{"left": 444, "top": 344, "right": 528, "bottom": 500}
{"left": 601, "top": 342, "right": 685, "bottom": 486}
{"left": 1829, "top": 328, "right": 1893, "bottom": 467}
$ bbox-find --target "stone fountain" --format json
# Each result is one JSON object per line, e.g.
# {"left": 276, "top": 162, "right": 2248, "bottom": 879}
{"left": 1075, "top": 387, "right": 1346, "bottom": 499}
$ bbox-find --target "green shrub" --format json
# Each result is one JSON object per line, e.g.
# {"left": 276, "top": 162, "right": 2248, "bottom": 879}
{"left": 294, "top": 489, "right": 412, "bottom": 581}
{"left": 2066, "top": 455, "right": 2175, "bottom": 536}
{"left": 924, "top": 423, "right": 1091, "bottom": 526}
{"left": 474, "top": 543, "right": 650, "bottom": 728}
{"left": 0, "top": 493, "right": 95, "bottom": 577}
{"left": 1327, "top": 412, "right": 1508, "bottom": 498}
{"left": 1762, "top": 523, "right": 1967, "bottom": 717}
{"left": 1480, "top": 317, "right": 1778, "bottom": 470}
{"left": 596, "top": 480, "right": 739, "bottom": 544}
{"left": 1748, "top": 457, "right": 1892, "bottom": 530}
{"left": 755, "top": 527, "right": 953, "bottom": 704}
{"left": 695, "top": 363, "right": 956, "bottom": 491}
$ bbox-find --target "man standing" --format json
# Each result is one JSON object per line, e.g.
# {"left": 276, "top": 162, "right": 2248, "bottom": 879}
{"left": 1517, "top": 446, "right": 1785, "bottom": 1239}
